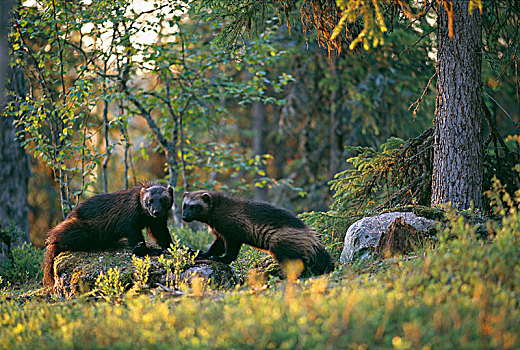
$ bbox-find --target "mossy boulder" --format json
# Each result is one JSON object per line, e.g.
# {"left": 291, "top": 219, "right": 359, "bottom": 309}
{"left": 52, "top": 248, "right": 238, "bottom": 295}
{"left": 180, "top": 261, "right": 239, "bottom": 290}
{"left": 380, "top": 205, "right": 446, "bottom": 221}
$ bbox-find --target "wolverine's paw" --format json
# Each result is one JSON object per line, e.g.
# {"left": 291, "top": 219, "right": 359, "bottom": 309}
{"left": 193, "top": 256, "right": 222, "bottom": 264}
{"left": 189, "top": 247, "right": 198, "bottom": 255}
{"left": 194, "top": 251, "right": 210, "bottom": 261}
{"left": 206, "top": 255, "right": 225, "bottom": 263}
{"left": 132, "top": 242, "right": 165, "bottom": 257}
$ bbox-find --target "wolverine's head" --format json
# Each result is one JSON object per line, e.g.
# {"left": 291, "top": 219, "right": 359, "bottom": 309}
{"left": 140, "top": 185, "right": 174, "bottom": 218}
{"left": 181, "top": 191, "right": 211, "bottom": 222}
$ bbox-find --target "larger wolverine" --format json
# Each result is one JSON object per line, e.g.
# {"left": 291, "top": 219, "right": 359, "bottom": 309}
{"left": 43, "top": 183, "right": 175, "bottom": 287}
{"left": 182, "top": 191, "right": 334, "bottom": 275}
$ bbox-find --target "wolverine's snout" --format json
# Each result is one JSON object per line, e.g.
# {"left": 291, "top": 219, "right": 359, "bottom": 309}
{"left": 181, "top": 212, "right": 194, "bottom": 222}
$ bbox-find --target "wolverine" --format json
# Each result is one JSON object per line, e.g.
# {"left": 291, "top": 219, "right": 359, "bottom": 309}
{"left": 181, "top": 191, "right": 334, "bottom": 275}
{"left": 43, "top": 182, "right": 175, "bottom": 287}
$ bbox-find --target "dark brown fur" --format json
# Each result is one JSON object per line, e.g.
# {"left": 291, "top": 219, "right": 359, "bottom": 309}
{"left": 43, "top": 182, "right": 174, "bottom": 287}
{"left": 181, "top": 191, "right": 334, "bottom": 275}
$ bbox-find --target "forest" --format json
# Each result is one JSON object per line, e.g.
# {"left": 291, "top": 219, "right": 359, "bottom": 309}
{"left": 1, "top": 0, "right": 520, "bottom": 348}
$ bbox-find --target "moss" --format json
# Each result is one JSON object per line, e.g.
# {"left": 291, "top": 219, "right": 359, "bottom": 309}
{"left": 379, "top": 205, "right": 445, "bottom": 221}
{"left": 181, "top": 261, "right": 238, "bottom": 289}
{"left": 51, "top": 248, "right": 238, "bottom": 296}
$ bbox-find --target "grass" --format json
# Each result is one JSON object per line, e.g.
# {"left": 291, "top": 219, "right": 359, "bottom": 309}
{"left": 1, "top": 199, "right": 520, "bottom": 349}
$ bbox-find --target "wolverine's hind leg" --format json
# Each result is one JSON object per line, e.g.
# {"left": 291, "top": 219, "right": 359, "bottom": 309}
{"left": 42, "top": 243, "right": 59, "bottom": 287}
{"left": 270, "top": 242, "right": 307, "bottom": 272}
{"left": 43, "top": 220, "right": 100, "bottom": 287}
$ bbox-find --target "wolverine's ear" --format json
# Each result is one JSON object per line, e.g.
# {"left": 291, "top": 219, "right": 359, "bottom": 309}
{"left": 140, "top": 187, "right": 146, "bottom": 196}
{"left": 167, "top": 185, "right": 174, "bottom": 199}
{"left": 202, "top": 192, "right": 211, "bottom": 203}
{"left": 182, "top": 191, "right": 188, "bottom": 198}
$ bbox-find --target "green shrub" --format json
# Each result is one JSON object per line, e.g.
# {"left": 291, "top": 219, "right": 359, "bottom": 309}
{"left": 300, "top": 211, "right": 354, "bottom": 260}
{"left": 158, "top": 234, "right": 197, "bottom": 289}
{"left": 0, "top": 242, "right": 43, "bottom": 286}
{"left": 95, "top": 267, "right": 125, "bottom": 302}
{"left": 131, "top": 255, "right": 151, "bottom": 290}
{"left": 328, "top": 136, "right": 432, "bottom": 214}
{"left": 231, "top": 245, "right": 269, "bottom": 282}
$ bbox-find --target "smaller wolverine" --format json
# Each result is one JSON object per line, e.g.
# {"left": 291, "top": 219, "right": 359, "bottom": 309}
{"left": 181, "top": 191, "right": 334, "bottom": 275}
{"left": 43, "top": 182, "right": 175, "bottom": 287}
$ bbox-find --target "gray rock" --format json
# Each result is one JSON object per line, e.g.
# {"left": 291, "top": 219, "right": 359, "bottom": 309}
{"left": 180, "top": 261, "right": 239, "bottom": 289}
{"left": 340, "top": 212, "right": 439, "bottom": 263}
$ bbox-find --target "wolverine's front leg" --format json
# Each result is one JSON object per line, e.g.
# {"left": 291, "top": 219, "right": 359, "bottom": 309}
{"left": 127, "top": 227, "right": 164, "bottom": 257}
{"left": 148, "top": 219, "right": 173, "bottom": 249}
{"left": 197, "top": 236, "right": 225, "bottom": 260}
{"left": 213, "top": 240, "right": 242, "bottom": 264}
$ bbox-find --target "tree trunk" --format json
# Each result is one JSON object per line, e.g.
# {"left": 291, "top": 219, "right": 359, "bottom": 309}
{"left": 0, "top": 74, "right": 31, "bottom": 254}
{"left": 0, "top": 117, "right": 30, "bottom": 238}
{"left": 0, "top": 0, "right": 11, "bottom": 107}
{"left": 253, "top": 100, "right": 268, "bottom": 201}
{"left": 0, "top": 1, "right": 30, "bottom": 249}
{"left": 431, "top": 0, "right": 483, "bottom": 209}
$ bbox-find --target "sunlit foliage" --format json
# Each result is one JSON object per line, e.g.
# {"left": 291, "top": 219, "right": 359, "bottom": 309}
{"left": 2, "top": 198, "right": 520, "bottom": 348}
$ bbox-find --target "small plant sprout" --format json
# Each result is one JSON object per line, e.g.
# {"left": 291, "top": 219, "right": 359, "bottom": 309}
{"left": 95, "top": 267, "right": 124, "bottom": 302}
{"left": 132, "top": 255, "right": 151, "bottom": 291}
{"left": 158, "top": 234, "right": 197, "bottom": 289}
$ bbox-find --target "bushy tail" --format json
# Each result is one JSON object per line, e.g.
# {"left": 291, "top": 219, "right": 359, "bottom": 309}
{"left": 42, "top": 243, "right": 57, "bottom": 287}
{"left": 308, "top": 244, "right": 335, "bottom": 275}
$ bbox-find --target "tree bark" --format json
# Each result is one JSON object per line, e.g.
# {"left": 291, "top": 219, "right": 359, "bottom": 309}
{"left": 431, "top": 0, "right": 483, "bottom": 209}
{"left": 0, "top": 1, "right": 31, "bottom": 247}
{"left": 0, "top": 116, "right": 30, "bottom": 238}
{"left": 0, "top": 0, "right": 11, "bottom": 107}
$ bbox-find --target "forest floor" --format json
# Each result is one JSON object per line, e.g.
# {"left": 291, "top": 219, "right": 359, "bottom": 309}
{"left": 1, "top": 207, "right": 520, "bottom": 349}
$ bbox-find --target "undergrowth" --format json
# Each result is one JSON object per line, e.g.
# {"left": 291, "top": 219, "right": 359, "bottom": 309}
{"left": 1, "top": 185, "right": 520, "bottom": 349}
{"left": 0, "top": 223, "right": 43, "bottom": 287}
{"left": 2, "top": 165, "right": 520, "bottom": 349}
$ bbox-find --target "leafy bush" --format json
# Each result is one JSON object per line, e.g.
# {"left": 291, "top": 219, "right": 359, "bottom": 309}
{"left": 0, "top": 242, "right": 43, "bottom": 286}
{"left": 231, "top": 245, "right": 270, "bottom": 282}
{"left": 299, "top": 211, "right": 354, "bottom": 260}
{"left": 329, "top": 134, "right": 433, "bottom": 214}
{"left": 158, "top": 235, "right": 197, "bottom": 289}
{"left": 173, "top": 226, "right": 214, "bottom": 252}
{"left": 131, "top": 255, "right": 151, "bottom": 291}
{"left": 330, "top": 133, "right": 520, "bottom": 215}
{"left": 95, "top": 267, "right": 125, "bottom": 302}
